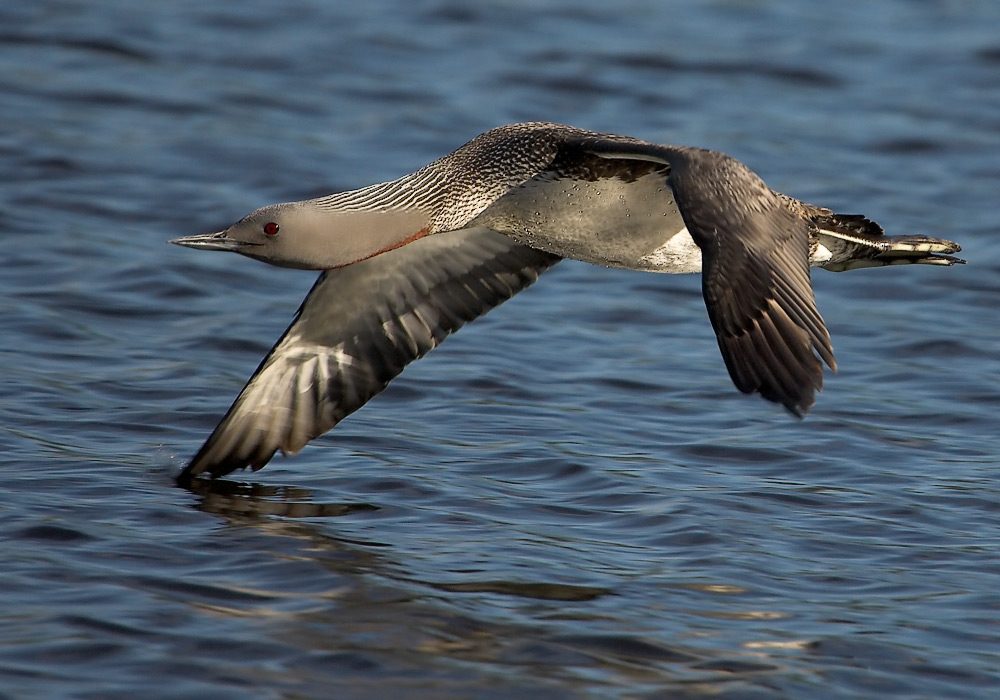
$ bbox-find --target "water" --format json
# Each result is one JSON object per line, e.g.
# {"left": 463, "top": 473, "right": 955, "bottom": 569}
{"left": 2, "top": 1, "right": 999, "bottom": 697}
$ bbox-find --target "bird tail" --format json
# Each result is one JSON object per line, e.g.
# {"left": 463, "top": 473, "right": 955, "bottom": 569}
{"left": 811, "top": 212, "right": 964, "bottom": 271}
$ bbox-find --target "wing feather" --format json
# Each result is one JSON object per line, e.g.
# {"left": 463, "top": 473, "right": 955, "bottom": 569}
{"left": 575, "top": 135, "right": 835, "bottom": 415}
{"left": 179, "top": 227, "right": 559, "bottom": 480}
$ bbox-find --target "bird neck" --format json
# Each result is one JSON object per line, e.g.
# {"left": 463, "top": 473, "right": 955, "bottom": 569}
{"left": 295, "top": 204, "right": 433, "bottom": 269}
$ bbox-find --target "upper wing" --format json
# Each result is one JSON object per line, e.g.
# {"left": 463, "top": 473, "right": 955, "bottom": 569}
{"left": 576, "top": 135, "right": 836, "bottom": 415}
{"left": 179, "top": 227, "right": 560, "bottom": 480}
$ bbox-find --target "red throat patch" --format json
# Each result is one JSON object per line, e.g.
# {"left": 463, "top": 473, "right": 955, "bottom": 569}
{"left": 337, "top": 226, "right": 431, "bottom": 268}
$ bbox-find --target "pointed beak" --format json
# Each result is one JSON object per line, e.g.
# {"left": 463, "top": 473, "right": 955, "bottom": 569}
{"left": 170, "top": 231, "right": 256, "bottom": 253}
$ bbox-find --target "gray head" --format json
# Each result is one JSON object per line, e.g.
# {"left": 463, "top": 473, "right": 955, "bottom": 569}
{"left": 171, "top": 201, "right": 431, "bottom": 270}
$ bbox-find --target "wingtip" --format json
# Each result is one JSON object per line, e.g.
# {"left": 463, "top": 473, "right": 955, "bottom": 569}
{"left": 175, "top": 465, "right": 202, "bottom": 489}
{"left": 175, "top": 452, "right": 243, "bottom": 486}
{"left": 783, "top": 394, "right": 813, "bottom": 419}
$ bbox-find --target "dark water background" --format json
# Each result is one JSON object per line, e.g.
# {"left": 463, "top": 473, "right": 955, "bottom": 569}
{"left": 2, "top": 1, "right": 999, "bottom": 697}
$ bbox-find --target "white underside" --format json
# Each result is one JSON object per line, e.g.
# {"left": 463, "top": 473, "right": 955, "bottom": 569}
{"left": 637, "top": 227, "right": 702, "bottom": 273}
{"left": 812, "top": 241, "right": 834, "bottom": 265}
{"left": 472, "top": 170, "right": 700, "bottom": 273}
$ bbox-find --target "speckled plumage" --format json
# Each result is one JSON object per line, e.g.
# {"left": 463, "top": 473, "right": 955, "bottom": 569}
{"left": 171, "top": 122, "right": 964, "bottom": 480}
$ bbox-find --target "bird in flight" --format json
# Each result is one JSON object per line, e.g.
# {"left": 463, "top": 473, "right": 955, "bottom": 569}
{"left": 171, "top": 122, "right": 963, "bottom": 482}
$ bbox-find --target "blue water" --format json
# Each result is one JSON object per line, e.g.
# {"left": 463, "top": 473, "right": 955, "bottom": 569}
{"left": 2, "top": 1, "right": 999, "bottom": 697}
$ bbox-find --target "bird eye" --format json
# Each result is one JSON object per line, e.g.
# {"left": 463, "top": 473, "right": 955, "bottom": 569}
{"left": 263, "top": 222, "right": 279, "bottom": 236}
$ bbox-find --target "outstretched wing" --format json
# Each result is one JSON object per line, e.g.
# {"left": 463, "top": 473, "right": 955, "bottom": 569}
{"left": 576, "top": 135, "right": 836, "bottom": 415}
{"left": 179, "top": 227, "right": 559, "bottom": 480}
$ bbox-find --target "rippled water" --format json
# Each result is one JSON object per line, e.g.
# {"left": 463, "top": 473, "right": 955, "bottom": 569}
{"left": 2, "top": 1, "right": 999, "bottom": 697}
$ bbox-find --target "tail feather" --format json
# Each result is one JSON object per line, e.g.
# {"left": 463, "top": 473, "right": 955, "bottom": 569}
{"left": 810, "top": 211, "right": 964, "bottom": 271}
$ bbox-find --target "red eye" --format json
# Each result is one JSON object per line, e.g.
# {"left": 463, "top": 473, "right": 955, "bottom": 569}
{"left": 263, "top": 222, "right": 279, "bottom": 236}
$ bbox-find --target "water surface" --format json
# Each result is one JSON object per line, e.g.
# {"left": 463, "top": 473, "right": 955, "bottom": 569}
{"left": 1, "top": 1, "right": 999, "bottom": 697}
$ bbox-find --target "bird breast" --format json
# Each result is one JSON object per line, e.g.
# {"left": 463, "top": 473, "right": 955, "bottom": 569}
{"left": 470, "top": 170, "right": 698, "bottom": 273}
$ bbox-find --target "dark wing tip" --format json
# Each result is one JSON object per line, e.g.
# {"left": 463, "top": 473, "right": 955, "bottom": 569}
{"left": 177, "top": 450, "right": 273, "bottom": 484}
{"left": 176, "top": 421, "right": 279, "bottom": 484}
{"left": 716, "top": 297, "right": 833, "bottom": 417}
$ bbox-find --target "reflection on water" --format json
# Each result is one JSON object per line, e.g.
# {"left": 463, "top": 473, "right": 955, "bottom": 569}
{"left": 157, "top": 499, "right": 778, "bottom": 695}
{"left": 185, "top": 477, "right": 380, "bottom": 519}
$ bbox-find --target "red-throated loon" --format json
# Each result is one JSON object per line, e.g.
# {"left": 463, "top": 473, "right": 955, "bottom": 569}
{"left": 171, "top": 122, "right": 963, "bottom": 481}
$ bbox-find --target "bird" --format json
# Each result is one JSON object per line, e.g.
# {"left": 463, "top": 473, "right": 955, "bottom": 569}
{"left": 170, "top": 122, "right": 963, "bottom": 482}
